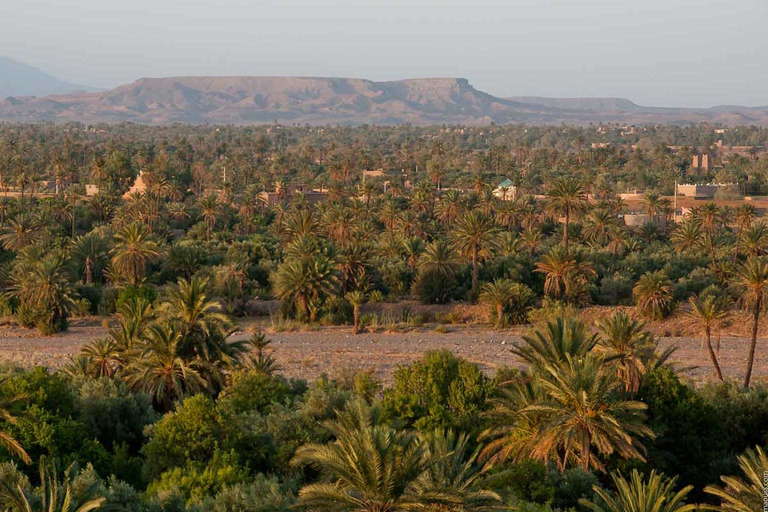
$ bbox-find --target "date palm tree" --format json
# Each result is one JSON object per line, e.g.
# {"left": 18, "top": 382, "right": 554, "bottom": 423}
{"left": 480, "top": 279, "right": 517, "bottom": 329}
{"left": 0, "top": 213, "right": 38, "bottom": 252}
{"left": 520, "top": 227, "right": 543, "bottom": 258}
{"left": 159, "top": 276, "right": 235, "bottom": 363}
{"left": 111, "top": 222, "right": 161, "bottom": 286}
{"left": 273, "top": 255, "right": 341, "bottom": 321}
{"left": 737, "top": 257, "right": 768, "bottom": 388}
{"left": 451, "top": 210, "right": 499, "bottom": 298}
{"left": 523, "top": 354, "right": 654, "bottom": 471}
{"left": 80, "top": 338, "right": 121, "bottom": 378}
{"left": 126, "top": 322, "right": 206, "bottom": 410}
{"left": 345, "top": 289, "right": 366, "bottom": 334}
{"left": 291, "top": 399, "right": 428, "bottom": 512}
{"left": 243, "top": 330, "right": 280, "bottom": 374}
{"left": 535, "top": 246, "right": 578, "bottom": 300}
{"left": 737, "top": 222, "right": 768, "bottom": 258}
{"left": 412, "top": 429, "right": 501, "bottom": 511}
{"left": 595, "top": 312, "right": 665, "bottom": 393}
{"left": 582, "top": 207, "right": 615, "bottom": 246}
{"left": 512, "top": 317, "right": 598, "bottom": 371}
{"left": 198, "top": 193, "right": 219, "bottom": 240}
{"left": 633, "top": 270, "right": 673, "bottom": 320}
{"left": 546, "top": 177, "right": 588, "bottom": 248}
{"left": 687, "top": 295, "right": 732, "bottom": 381}
{"left": 670, "top": 219, "right": 703, "bottom": 254}
{"left": 580, "top": 469, "right": 695, "bottom": 512}
{"left": 703, "top": 446, "right": 768, "bottom": 512}
{"left": 418, "top": 240, "right": 459, "bottom": 278}
{"left": 8, "top": 251, "right": 74, "bottom": 334}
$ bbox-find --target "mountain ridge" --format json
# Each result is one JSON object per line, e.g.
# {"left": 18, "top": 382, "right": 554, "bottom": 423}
{"left": 1, "top": 72, "right": 768, "bottom": 126}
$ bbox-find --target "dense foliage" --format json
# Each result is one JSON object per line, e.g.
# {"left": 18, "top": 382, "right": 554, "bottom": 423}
{"left": 0, "top": 122, "right": 765, "bottom": 510}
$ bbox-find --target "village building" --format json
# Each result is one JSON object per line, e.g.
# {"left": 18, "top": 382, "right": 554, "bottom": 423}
{"left": 123, "top": 170, "right": 148, "bottom": 198}
{"left": 691, "top": 153, "right": 713, "bottom": 172}
{"left": 492, "top": 179, "right": 518, "bottom": 201}
{"left": 259, "top": 182, "right": 328, "bottom": 207}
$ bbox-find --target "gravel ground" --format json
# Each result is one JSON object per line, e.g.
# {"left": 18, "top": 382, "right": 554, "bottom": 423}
{"left": 1, "top": 320, "right": 765, "bottom": 386}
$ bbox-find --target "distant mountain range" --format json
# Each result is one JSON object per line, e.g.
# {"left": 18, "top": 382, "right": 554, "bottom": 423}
{"left": 1, "top": 59, "right": 767, "bottom": 126}
{"left": 0, "top": 57, "right": 99, "bottom": 99}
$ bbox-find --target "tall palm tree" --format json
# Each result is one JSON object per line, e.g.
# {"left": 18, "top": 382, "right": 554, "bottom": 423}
{"left": 737, "top": 257, "right": 768, "bottom": 388}
{"left": 535, "top": 246, "right": 578, "bottom": 300}
{"left": 633, "top": 270, "right": 673, "bottom": 320}
{"left": 0, "top": 457, "right": 105, "bottom": 512}
{"left": 546, "top": 177, "right": 588, "bottom": 248}
{"left": 670, "top": 219, "right": 703, "bottom": 254}
{"left": 111, "top": 222, "right": 161, "bottom": 286}
{"left": 0, "top": 213, "right": 38, "bottom": 252}
{"left": 580, "top": 469, "right": 695, "bottom": 512}
{"left": 737, "top": 222, "right": 768, "bottom": 258}
{"left": 291, "top": 399, "right": 428, "bottom": 512}
{"left": 703, "top": 445, "right": 768, "bottom": 512}
{"left": 595, "top": 311, "right": 659, "bottom": 393}
{"left": 451, "top": 210, "right": 499, "bottom": 298}
{"left": 198, "top": 193, "right": 219, "bottom": 240}
{"left": 582, "top": 207, "right": 615, "bottom": 246}
{"left": 686, "top": 295, "right": 732, "bottom": 381}
{"left": 642, "top": 192, "right": 662, "bottom": 224}
{"left": 418, "top": 240, "right": 459, "bottom": 278}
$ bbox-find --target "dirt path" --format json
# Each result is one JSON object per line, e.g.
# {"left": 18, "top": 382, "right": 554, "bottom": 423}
{"left": 1, "top": 320, "right": 766, "bottom": 385}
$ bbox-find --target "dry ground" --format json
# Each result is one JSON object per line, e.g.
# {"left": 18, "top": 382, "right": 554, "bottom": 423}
{"left": 1, "top": 316, "right": 766, "bottom": 386}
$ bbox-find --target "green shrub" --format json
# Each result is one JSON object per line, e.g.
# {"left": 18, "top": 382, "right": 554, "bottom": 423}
{"left": 412, "top": 268, "right": 455, "bottom": 304}
{"left": 116, "top": 285, "right": 157, "bottom": 310}
{"left": 148, "top": 450, "right": 249, "bottom": 504}
{"left": 197, "top": 474, "right": 298, "bottom": 512}
{"left": 382, "top": 350, "right": 490, "bottom": 432}
{"left": 218, "top": 370, "right": 291, "bottom": 416}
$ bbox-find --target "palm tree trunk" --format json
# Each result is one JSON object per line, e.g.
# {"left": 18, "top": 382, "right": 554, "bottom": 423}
{"left": 706, "top": 327, "right": 723, "bottom": 381}
{"left": 353, "top": 305, "right": 360, "bottom": 334}
{"left": 745, "top": 295, "right": 761, "bottom": 388}
{"left": 562, "top": 209, "right": 569, "bottom": 248}
{"left": 471, "top": 245, "right": 479, "bottom": 299}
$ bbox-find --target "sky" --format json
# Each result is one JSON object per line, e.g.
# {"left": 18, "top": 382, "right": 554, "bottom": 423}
{"left": 3, "top": 0, "right": 767, "bottom": 107}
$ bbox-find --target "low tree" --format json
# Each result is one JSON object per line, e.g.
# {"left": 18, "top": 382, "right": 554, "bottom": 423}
{"left": 633, "top": 270, "right": 673, "bottom": 320}
{"left": 291, "top": 399, "right": 428, "bottom": 512}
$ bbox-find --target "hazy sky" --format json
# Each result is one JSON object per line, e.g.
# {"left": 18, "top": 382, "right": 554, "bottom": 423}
{"left": 3, "top": 0, "right": 767, "bottom": 107}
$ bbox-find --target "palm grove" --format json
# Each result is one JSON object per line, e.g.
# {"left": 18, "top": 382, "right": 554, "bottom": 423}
{"left": 0, "top": 122, "right": 766, "bottom": 511}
